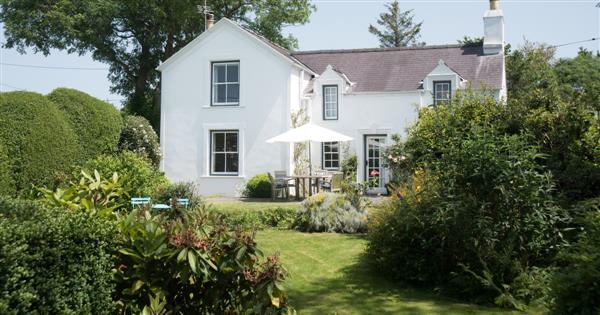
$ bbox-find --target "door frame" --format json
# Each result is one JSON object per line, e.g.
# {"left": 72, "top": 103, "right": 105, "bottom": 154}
{"left": 363, "top": 134, "right": 388, "bottom": 194}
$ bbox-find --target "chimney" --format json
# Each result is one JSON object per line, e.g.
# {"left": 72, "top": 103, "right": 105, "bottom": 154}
{"left": 206, "top": 13, "right": 215, "bottom": 30}
{"left": 483, "top": 0, "right": 504, "bottom": 55}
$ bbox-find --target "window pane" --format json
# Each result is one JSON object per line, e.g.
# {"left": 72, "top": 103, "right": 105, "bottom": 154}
{"left": 213, "top": 153, "right": 225, "bottom": 172}
{"left": 216, "top": 84, "right": 227, "bottom": 103}
{"left": 227, "top": 83, "right": 239, "bottom": 103}
{"left": 227, "top": 64, "right": 239, "bottom": 82}
{"left": 213, "top": 132, "right": 225, "bottom": 152}
{"left": 226, "top": 153, "right": 238, "bottom": 173}
{"left": 214, "top": 64, "right": 226, "bottom": 83}
{"left": 225, "top": 132, "right": 238, "bottom": 152}
{"left": 331, "top": 160, "right": 339, "bottom": 168}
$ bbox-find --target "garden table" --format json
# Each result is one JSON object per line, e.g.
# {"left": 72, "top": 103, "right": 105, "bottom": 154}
{"left": 290, "top": 174, "right": 332, "bottom": 200}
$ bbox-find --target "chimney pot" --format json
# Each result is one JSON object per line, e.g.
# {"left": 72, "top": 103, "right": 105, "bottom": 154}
{"left": 206, "top": 13, "right": 215, "bottom": 29}
{"left": 490, "top": 0, "right": 499, "bottom": 10}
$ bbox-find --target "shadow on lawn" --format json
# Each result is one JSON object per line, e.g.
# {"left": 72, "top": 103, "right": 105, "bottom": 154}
{"left": 288, "top": 252, "right": 511, "bottom": 315}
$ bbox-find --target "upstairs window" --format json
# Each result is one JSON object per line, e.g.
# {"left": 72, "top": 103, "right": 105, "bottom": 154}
{"left": 210, "top": 130, "right": 239, "bottom": 175}
{"left": 433, "top": 81, "right": 451, "bottom": 106}
{"left": 323, "top": 85, "right": 338, "bottom": 120}
{"left": 212, "top": 61, "right": 239, "bottom": 106}
{"left": 322, "top": 142, "right": 340, "bottom": 170}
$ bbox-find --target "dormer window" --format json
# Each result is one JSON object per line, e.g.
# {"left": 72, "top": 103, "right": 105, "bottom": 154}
{"left": 212, "top": 61, "right": 239, "bottom": 106}
{"left": 433, "top": 81, "right": 451, "bottom": 106}
{"left": 323, "top": 85, "right": 338, "bottom": 120}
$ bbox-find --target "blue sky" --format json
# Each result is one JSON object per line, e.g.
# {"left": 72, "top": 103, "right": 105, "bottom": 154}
{"left": 1, "top": 0, "right": 599, "bottom": 106}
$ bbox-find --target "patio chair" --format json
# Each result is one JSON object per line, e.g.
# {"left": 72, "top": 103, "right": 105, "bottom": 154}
{"left": 270, "top": 171, "right": 293, "bottom": 200}
{"left": 321, "top": 172, "right": 343, "bottom": 193}
{"left": 176, "top": 198, "right": 190, "bottom": 208}
{"left": 131, "top": 197, "right": 151, "bottom": 209}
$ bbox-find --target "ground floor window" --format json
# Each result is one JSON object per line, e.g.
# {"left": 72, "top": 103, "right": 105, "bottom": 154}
{"left": 322, "top": 141, "right": 340, "bottom": 170}
{"left": 210, "top": 130, "right": 238, "bottom": 175}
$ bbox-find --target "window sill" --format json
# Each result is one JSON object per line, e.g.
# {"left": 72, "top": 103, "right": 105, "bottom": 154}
{"left": 202, "top": 105, "right": 245, "bottom": 109}
{"left": 201, "top": 175, "right": 246, "bottom": 179}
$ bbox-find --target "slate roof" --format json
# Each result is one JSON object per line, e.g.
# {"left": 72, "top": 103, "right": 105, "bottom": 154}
{"left": 290, "top": 45, "right": 504, "bottom": 92}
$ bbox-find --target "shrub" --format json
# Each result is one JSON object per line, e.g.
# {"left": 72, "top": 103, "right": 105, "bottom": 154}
{"left": 340, "top": 154, "right": 357, "bottom": 179}
{"left": 294, "top": 192, "right": 368, "bottom": 233}
{"left": 0, "top": 142, "right": 15, "bottom": 196}
{"left": 153, "top": 182, "right": 203, "bottom": 209}
{"left": 550, "top": 199, "right": 600, "bottom": 314}
{"left": 79, "top": 151, "right": 168, "bottom": 197}
{"left": 0, "top": 197, "right": 116, "bottom": 314}
{"left": 48, "top": 88, "right": 123, "bottom": 161}
{"left": 215, "top": 206, "right": 297, "bottom": 230}
{"left": 243, "top": 173, "right": 272, "bottom": 198}
{"left": 114, "top": 207, "right": 292, "bottom": 314}
{"left": 0, "top": 91, "right": 80, "bottom": 192}
{"left": 118, "top": 116, "right": 161, "bottom": 166}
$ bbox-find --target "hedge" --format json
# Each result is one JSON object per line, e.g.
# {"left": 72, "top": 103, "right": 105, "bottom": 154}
{"left": 0, "top": 92, "right": 80, "bottom": 191}
{"left": 118, "top": 116, "right": 161, "bottom": 166}
{"left": 48, "top": 88, "right": 123, "bottom": 161}
{"left": 0, "top": 197, "right": 116, "bottom": 314}
{"left": 0, "top": 142, "right": 14, "bottom": 196}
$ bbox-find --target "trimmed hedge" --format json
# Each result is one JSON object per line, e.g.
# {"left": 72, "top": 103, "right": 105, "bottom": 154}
{"left": 0, "top": 92, "right": 80, "bottom": 191}
{"left": 79, "top": 151, "right": 168, "bottom": 197}
{"left": 48, "top": 88, "right": 123, "bottom": 161}
{"left": 0, "top": 197, "right": 116, "bottom": 314}
{"left": 212, "top": 205, "right": 297, "bottom": 230}
{"left": 0, "top": 142, "right": 14, "bottom": 196}
{"left": 243, "top": 173, "right": 272, "bottom": 198}
{"left": 118, "top": 116, "right": 161, "bottom": 166}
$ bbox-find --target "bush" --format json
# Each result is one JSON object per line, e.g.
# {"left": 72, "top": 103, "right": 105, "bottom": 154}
{"left": 114, "top": 207, "right": 291, "bottom": 314}
{"left": 215, "top": 206, "right": 297, "bottom": 230}
{"left": 48, "top": 88, "right": 123, "bottom": 161}
{"left": 153, "top": 182, "right": 203, "bottom": 209}
{"left": 0, "top": 197, "right": 116, "bottom": 314}
{"left": 294, "top": 192, "right": 368, "bottom": 233}
{"left": 0, "top": 91, "right": 81, "bottom": 192}
{"left": 0, "top": 142, "right": 15, "bottom": 196}
{"left": 369, "top": 92, "right": 567, "bottom": 307}
{"left": 79, "top": 151, "right": 168, "bottom": 197}
{"left": 243, "top": 173, "right": 272, "bottom": 198}
{"left": 118, "top": 116, "right": 161, "bottom": 166}
{"left": 550, "top": 199, "right": 600, "bottom": 314}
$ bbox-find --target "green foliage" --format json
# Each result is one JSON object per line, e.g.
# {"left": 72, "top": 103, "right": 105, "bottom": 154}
{"left": 555, "top": 49, "right": 600, "bottom": 111}
{"left": 457, "top": 36, "right": 484, "bottom": 46}
{"left": 0, "top": 0, "right": 315, "bottom": 124}
{"left": 340, "top": 154, "right": 357, "bottom": 179}
{"left": 243, "top": 173, "right": 272, "bottom": 198}
{"left": 215, "top": 206, "right": 297, "bottom": 230}
{"left": 294, "top": 192, "right": 368, "bottom": 233}
{"left": 48, "top": 88, "right": 123, "bottom": 161}
{"left": 0, "top": 197, "right": 116, "bottom": 314}
{"left": 118, "top": 116, "right": 161, "bottom": 166}
{"left": 79, "top": 151, "right": 168, "bottom": 197}
{"left": 550, "top": 199, "right": 600, "bottom": 315}
{"left": 0, "top": 142, "right": 15, "bottom": 196}
{"left": 38, "top": 170, "right": 130, "bottom": 218}
{"left": 368, "top": 0, "right": 424, "bottom": 48}
{"left": 114, "top": 207, "right": 292, "bottom": 314}
{"left": 0, "top": 91, "right": 81, "bottom": 192}
{"left": 369, "top": 92, "right": 567, "bottom": 306}
{"left": 153, "top": 182, "right": 203, "bottom": 209}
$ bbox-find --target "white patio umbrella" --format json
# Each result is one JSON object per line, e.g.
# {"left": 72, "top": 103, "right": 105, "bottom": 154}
{"left": 266, "top": 123, "right": 353, "bottom": 175}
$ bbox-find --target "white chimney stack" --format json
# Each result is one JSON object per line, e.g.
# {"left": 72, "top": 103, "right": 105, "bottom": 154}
{"left": 483, "top": 0, "right": 504, "bottom": 55}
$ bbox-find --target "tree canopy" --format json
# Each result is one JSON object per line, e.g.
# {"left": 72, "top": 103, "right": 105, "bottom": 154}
{"left": 0, "top": 0, "right": 315, "bottom": 129}
{"left": 368, "top": 1, "right": 424, "bottom": 48}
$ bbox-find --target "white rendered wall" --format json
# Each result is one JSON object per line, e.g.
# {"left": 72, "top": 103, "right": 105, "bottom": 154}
{"left": 160, "top": 23, "right": 297, "bottom": 196}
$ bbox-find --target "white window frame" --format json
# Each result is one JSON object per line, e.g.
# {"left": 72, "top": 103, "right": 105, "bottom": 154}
{"left": 433, "top": 81, "right": 451, "bottom": 106}
{"left": 323, "top": 85, "right": 338, "bottom": 120}
{"left": 211, "top": 61, "right": 240, "bottom": 106}
{"left": 210, "top": 130, "right": 239, "bottom": 176}
{"left": 322, "top": 141, "right": 340, "bottom": 170}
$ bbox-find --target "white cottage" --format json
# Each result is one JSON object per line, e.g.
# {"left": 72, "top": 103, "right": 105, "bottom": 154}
{"left": 158, "top": 1, "right": 506, "bottom": 196}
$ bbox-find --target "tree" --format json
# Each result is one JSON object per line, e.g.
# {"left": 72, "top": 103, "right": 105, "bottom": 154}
{"left": 0, "top": 0, "right": 315, "bottom": 129}
{"left": 555, "top": 48, "right": 600, "bottom": 111}
{"left": 368, "top": 1, "right": 424, "bottom": 48}
{"left": 457, "top": 36, "right": 484, "bottom": 46}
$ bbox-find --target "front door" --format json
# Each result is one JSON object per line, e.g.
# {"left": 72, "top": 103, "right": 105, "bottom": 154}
{"left": 364, "top": 135, "right": 387, "bottom": 194}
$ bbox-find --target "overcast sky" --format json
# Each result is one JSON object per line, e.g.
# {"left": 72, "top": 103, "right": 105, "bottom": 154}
{"left": 1, "top": 0, "right": 599, "bottom": 107}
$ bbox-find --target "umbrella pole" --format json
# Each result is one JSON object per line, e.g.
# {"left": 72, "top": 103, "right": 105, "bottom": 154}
{"left": 308, "top": 140, "right": 312, "bottom": 176}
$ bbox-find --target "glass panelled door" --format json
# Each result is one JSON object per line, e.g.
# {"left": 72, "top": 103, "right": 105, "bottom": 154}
{"left": 364, "top": 135, "right": 387, "bottom": 194}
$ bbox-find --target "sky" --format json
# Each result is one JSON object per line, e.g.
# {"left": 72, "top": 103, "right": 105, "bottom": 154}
{"left": 1, "top": 0, "right": 599, "bottom": 107}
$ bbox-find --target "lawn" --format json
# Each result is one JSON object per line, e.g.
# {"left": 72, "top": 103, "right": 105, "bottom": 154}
{"left": 257, "top": 230, "right": 520, "bottom": 315}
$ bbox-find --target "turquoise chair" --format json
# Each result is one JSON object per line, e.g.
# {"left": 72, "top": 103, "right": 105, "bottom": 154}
{"left": 175, "top": 198, "right": 190, "bottom": 208}
{"left": 131, "top": 197, "right": 151, "bottom": 209}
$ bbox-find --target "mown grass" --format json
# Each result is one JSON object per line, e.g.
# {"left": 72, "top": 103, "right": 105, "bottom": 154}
{"left": 206, "top": 198, "right": 301, "bottom": 212}
{"left": 257, "top": 230, "right": 521, "bottom": 315}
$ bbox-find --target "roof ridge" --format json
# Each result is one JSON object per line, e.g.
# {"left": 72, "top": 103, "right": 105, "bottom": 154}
{"left": 291, "top": 44, "right": 474, "bottom": 55}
